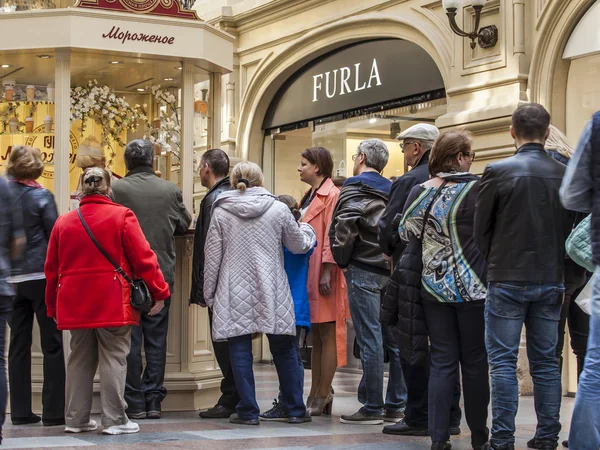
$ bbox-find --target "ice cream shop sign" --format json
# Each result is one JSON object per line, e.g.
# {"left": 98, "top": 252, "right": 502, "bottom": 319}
{"left": 102, "top": 26, "right": 175, "bottom": 45}
{"left": 75, "top": 0, "right": 200, "bottom": 19}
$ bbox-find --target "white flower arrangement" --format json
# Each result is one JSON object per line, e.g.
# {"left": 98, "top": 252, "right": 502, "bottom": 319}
{"left": 139, "top": 85, "right": 181, "bottom": 161}
{"left": 70, "top": 80, "right": 141, "bottom": 163}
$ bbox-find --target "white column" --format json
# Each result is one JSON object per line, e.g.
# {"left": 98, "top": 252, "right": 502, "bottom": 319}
{"left": 181, "top": 61, "right": 194, "bottom": 215}
{"left": 210, "top": 73, "right": 222, "bottom": 151}
{"left": 54, "top": 49, "right": 71, "bottom": 215}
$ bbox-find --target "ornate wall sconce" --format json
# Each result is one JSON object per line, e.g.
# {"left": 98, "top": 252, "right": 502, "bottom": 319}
{"left": 442, "top": 0, "right": 499, "bottom": 50}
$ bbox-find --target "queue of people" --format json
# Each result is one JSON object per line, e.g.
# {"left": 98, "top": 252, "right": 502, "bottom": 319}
{"left": 0, "top": 100, "right": 598, "bottom": 450}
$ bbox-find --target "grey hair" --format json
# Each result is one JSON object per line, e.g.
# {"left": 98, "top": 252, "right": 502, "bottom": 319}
{"left": 357, "top": 139, "right": 390, "bottom": 172}
{"left": 124, "top": 139, "right": 154, "bottom": 170}
{"left": 81, "top": 167, "right": 110, "bottom": 196}
{"left": 420, "top": 140, "right": 434, "bottom": 152}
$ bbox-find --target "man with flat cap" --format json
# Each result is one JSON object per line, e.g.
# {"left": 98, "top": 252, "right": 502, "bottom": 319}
{"left": 378, "top": 123, "right": 463, "bottom": 436}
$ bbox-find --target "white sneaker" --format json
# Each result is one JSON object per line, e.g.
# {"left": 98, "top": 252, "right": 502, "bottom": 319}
{"left": 65, "top": 420, "right": 98, "bottom": 433}
{"left": 102, "top": 420, "right": 139, "bottom": 435}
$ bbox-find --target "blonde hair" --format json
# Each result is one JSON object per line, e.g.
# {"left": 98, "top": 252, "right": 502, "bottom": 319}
{"left": 76, "top": 136, "right": 106, "bottom": 170}
{"left": 230, "top": 161, "right": 264, "bottom": 192}
{"left": 7, "top": 146, "right": 44, "bottom": 180}
{"left": 80, "top": 167, "right": 111, "bottom": 196}
{"left": 546, "top": 125, "right": 573, "bottom": 159}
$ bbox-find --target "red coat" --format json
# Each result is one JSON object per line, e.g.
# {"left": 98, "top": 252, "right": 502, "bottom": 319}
{"left": 45, "top": 195, "right": 170, "bottom": 330}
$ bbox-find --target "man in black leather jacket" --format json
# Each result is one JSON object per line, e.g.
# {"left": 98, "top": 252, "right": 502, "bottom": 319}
{"left": 475, "top": 103, "right": 571, "bottom": 450}
{"left": 190, "top": 148, "right": 239, "bottom": 419}
{"left": 329, "top": 139, "right": 406, "bottom": 426}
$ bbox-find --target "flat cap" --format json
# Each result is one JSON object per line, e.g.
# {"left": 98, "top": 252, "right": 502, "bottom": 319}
{"left": 396, "top": 123, "right": 439, "bottom": 142}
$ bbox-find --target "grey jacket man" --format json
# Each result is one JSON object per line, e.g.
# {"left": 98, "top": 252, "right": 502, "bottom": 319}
{"left": 112, "top": 166, "right": 192, "bottom": 288}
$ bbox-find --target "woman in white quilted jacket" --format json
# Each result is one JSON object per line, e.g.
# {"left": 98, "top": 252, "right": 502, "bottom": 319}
{"left": 203, "top": 161, "right": 317, "bottom": 426}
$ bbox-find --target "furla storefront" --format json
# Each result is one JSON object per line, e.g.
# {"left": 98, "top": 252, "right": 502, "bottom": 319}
{"left": 260, "top": 39, "right": 446, "bottom": 200}
{"left": 259, "top": 38, "right": 446, "bottom": 369}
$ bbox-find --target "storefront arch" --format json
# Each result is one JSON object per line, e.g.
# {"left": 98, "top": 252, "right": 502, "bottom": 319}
{"left": 236, "top": 12, "right": 451, "bottom": 163}
{"left": 529, "top": 0, "right": 596, "bottom": 130}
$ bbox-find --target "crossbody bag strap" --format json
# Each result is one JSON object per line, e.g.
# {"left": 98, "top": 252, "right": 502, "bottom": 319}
{"left": 76, "top": 208, "right": 133, "bottom": 285}
{"left": 419, "top": 180, "right": 448, "bottom": 243}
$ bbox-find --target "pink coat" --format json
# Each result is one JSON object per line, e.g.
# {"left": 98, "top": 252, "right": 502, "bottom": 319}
{"left": 302, "top": 178, "right": 350, "bottom": 367}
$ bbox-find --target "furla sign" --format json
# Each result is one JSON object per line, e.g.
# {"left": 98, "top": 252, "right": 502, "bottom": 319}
{"left": 263, "top": 39, "right": 445, "bottom": 130}
{"left": 312, "top": 59, "right": 382, "bottom": 102}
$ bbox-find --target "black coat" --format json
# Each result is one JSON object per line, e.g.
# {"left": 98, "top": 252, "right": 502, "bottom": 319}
{"left": 475, "top": 144, "right": 572, "bottom": 283}
{"left": 190, "top": 176, "right": 230, "bottom": 305}
{"left": 380, "top": 234, "right": 428, "bottom": 366}
{"left": 8, "top": 181, "right": 58, "bottom": 277}
{"left": 378, "top": 151, "right": 430, "bottom": 265}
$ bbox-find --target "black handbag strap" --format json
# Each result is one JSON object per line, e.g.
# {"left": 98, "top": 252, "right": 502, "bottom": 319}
{"left": 77, "top": 208, "right": 134, "bottom": 285}
{"left": 419, "top": 180, "right": 448, "bottom": 243}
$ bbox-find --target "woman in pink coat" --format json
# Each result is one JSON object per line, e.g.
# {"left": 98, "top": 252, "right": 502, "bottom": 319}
{"left": 298, "top": 147, "right": 349, "bottom": 416}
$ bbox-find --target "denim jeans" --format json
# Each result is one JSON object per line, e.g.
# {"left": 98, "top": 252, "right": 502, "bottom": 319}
{"left": 570, "top": 267, "right": 600, "bottom": 450}
{"left": 345, "top": 265, "right": 407, "bottom": 415}
{"left": 0, "top": 297, "right": 11, "bottom": 430}
{"left": 485, "top": 282, "right": 564, "bottom": 447}
{"left": 125, "top": 298, "right": 170, "bottom": 412}
{"left": 278, "top": 326, "right": 306, "bottom": 403}
{"left": 229, "top": 333, "right": 305, "bottom": 421}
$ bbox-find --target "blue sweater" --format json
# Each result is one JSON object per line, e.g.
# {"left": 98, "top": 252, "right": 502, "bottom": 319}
{"left": 283, "top": 245, "right": 314, "bottom": 328}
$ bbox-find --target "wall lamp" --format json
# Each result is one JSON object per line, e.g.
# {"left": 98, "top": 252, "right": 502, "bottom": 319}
{"left": 442, "top": 0, "right": 498, "bottom": 50}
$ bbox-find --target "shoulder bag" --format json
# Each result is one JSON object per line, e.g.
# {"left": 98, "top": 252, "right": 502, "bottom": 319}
{"left": 566, "top": 214, "right": 594, "bottom": 273}
{"left": 77, "top": 208, "right": 155, "bottom": 313}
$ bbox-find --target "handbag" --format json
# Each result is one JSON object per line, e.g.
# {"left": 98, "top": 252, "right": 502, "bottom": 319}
{"left": 77, "top": 208, "right": 155, "bottom": 313}
{"left": 566, "top": 214, "right": 594, "bottom": 273}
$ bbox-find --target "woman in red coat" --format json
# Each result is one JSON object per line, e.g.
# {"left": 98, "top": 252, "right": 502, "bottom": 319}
{"left": 45, "top": 167, "right": 169, "bottom": 436}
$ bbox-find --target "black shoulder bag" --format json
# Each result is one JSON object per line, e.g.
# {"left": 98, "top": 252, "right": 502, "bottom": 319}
{"left": 77, "top": 208, "right": 155, "bottom": 313}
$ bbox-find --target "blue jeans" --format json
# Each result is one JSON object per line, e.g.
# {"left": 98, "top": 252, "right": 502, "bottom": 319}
{"left": 570, "top": 268, "right": 600, "bottom": 450}
{"left": 0, "top": 298, "right": 11, "bottom": 430}
{"left": 345, "top": 265, "right": 407, "bottom": 415}
{"left": 229, "top": 333, "right": 305, "bottom": 421}
{"left": 485, "top": 282, "right": 564, "bottom": 448}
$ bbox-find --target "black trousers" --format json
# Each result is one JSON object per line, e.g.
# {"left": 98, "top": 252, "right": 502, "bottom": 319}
{"left": 556, "top": 264, "right": 590, "bottom": 379}
{"left": 209, "top": 309, "right": 239, "bottom": 410}
{"left": 125, "top": 299, "right": 170, "bottom": 412}
{"left": 9, "top": 279, "right": 65, "bottom": 420}
{"left": 402, "top": 353, "right": 462, "bottom": 429}
{"left": 422, "top": 300, "right": 489, "bottom": 447}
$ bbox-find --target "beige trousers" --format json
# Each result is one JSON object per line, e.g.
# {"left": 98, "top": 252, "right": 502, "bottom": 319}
{"left": 65, "top": 326, "right": 131, "bottom": 428}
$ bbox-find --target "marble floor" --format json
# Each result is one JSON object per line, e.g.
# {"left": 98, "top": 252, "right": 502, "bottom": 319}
{"left": 2, "top": 363, "right": 575, "bottom": 450}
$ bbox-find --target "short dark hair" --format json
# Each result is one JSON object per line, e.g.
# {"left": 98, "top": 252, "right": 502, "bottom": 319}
{"left": 428, "top": 129, "right": 473, "bottom": 177}
{"left": 201, "top": 149, "right": 229, "bottom": 177}
{"left": 512, "top": 103, "right": 551, "bottom": 142}
{"left": 124, "top": 139, "right": 154, "bottom": 170}
{"left": 300, "top": 147, "right": 333, "bottom": 178}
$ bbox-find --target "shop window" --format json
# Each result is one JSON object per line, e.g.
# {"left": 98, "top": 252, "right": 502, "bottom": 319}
{"left": 268, "top": 99, "right": 446, "bottom": 201}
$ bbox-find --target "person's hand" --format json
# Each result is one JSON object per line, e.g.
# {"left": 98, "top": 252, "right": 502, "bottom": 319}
{"left": 319, "top": 271, "right": 332, "bottom": 296}
{"left": 148, "top": 301, "right": 165, "bottom": 316}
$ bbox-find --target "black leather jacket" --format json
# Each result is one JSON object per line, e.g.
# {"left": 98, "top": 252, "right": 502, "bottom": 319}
{"left": 475, "top": 143, "right": 572, "bottom": 283}
{"left": 8, "top": 181, "right": 58, "bottom": 277}
{"left": 329, "top": 181, "right": 390, "bottom": 276}
{"left": 190, "top": 176, "right": 230, "bottom": 305}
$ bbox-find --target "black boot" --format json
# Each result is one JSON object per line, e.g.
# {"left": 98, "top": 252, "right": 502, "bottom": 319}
{"left": 431, "top": 441, "right": 452, "bottom": 450}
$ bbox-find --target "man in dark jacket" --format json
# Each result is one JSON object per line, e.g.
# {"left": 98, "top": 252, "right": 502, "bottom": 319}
{"left": 112, "top": 139, "right": 192, "bottom": 420}
{"left": 378, "top": 124, "right": 462, "bottom": 437}
{"left": 475, "top": 103, "right": 569, "bottom": 450}
{"left": 190, "top": 148, "right": 240, "bottom": 419}
{"left": 329, "top": 139, "right": 406, "bottom": 425}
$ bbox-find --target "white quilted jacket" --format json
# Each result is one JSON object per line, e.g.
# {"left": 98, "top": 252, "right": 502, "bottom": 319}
{"left": 204, "top": 187, "right": 317, "bottom": 341}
